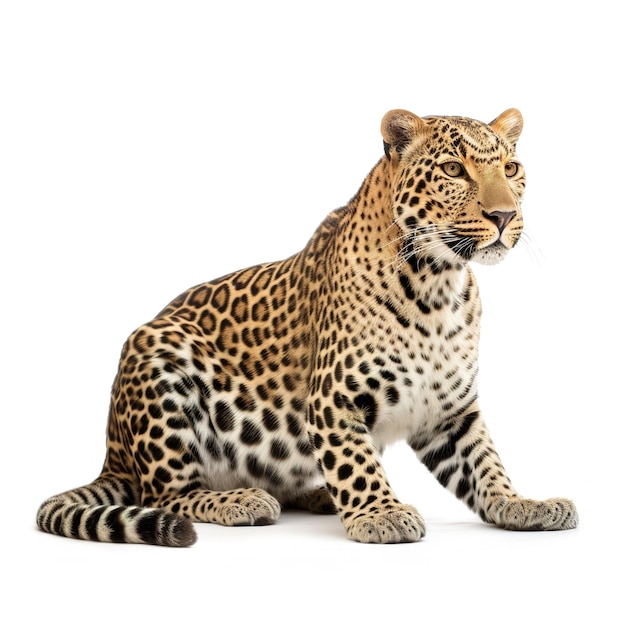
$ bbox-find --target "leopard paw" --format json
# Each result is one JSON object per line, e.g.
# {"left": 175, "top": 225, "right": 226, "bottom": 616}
{"left": 219, "top": 488, "right": 281, "bottom": 527}
{"left": 346, "top": 505, "right": 426, "bottom": 544}
{"left": 496, "top": 497, "right": 578, "bottom": 531}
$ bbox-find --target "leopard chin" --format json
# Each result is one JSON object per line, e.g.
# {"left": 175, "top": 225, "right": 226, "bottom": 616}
{"left": 471, "top": 241, "right": 510, "bottom": 265}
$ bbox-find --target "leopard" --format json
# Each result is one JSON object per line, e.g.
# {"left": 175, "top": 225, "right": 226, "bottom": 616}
{"left": 36, "top": 107, "right": 578, "bottom": 546}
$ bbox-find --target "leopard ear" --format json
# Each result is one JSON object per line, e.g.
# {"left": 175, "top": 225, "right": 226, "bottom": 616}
{"left": 490, "top": 108, "right": 523, "bottom": 145}
{"left": 381, "top": 109, "right": 426, "bottom": 159}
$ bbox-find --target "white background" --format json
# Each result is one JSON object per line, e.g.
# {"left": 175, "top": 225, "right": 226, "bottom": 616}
{"left": 1, "top": 1, "right": 624, "bottom": 624}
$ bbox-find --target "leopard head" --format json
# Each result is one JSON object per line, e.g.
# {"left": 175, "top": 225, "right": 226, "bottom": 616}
{"left": 381, "top": 108, "right": 526, "bottom": 266}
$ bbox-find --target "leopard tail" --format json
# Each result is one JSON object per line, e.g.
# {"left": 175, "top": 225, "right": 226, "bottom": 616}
{"left": 35, "top": 473, "right": 196, "bottom": 547}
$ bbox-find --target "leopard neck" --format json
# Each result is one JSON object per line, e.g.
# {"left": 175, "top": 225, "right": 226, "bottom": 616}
{"left": 333, "top": 157, "right": 471, "bottom": 308}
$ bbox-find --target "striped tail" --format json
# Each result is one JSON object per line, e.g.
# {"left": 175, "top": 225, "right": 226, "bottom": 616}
{"left": 36, "top": 474, "right": 196, "bottom": 547}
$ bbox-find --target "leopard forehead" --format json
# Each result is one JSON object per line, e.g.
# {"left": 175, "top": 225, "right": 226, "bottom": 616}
{"left": 415, "top": 116, "right": 513, "bottom": 163}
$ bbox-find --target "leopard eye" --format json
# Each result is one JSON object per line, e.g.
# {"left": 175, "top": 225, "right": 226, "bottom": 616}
{"left": 505, "top": 162, "right": 519, "bottom": 177}
{"left": 441, "top": 162, "right": 465, "bottom": 177}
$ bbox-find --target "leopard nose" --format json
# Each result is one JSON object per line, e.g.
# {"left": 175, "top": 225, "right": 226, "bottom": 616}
{"left": 482, "top": 210, "right": 516, "bottom": 235}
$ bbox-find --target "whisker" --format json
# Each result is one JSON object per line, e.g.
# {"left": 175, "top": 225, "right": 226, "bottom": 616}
{"left": 365, "top": 220, "right": 464, "bottom": 275}
{"left": 518, "top": 230, "right": 544, "bottom": 266}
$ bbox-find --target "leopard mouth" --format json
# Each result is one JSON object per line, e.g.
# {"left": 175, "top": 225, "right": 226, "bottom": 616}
{"left": 408, "top": 231, "right": 510, "bottom": 266}
{"left": 443, "top": 231, "right": 512, "bottom": 265}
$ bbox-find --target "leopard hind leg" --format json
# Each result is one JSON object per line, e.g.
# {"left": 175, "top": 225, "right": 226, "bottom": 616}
{"left": 149, "top": 486, "right": 282, "bottom": 527}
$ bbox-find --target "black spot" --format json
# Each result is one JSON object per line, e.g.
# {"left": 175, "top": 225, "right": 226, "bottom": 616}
{"left": 334, "top": 361, "right": 344, "bottom": 382}
{"left": 366, "top": 377, "right": 380, "bottom": 390}
{"left": 323, "top": 450, "right": 336, "bottom": 470}
{"left": 436, "top": 465, "right": 458, "bottom": 488}
{"left": 345, "top": 375, "right": 360, "bottom": 392}
{"left": 283, "top": 374, "right": 297, "bottom": 391}
{"left": 246, "top": 454, "right": 263, "bottom": 478}
{"left": 256, "top": 384, "right": 269, "bottom": 401}
{"left": 262, "top": 408, "right": 280, "bottom": 431}
{"left": 337, "top": 464, "right": 353, "bottom": 480}
{"left": 287, "top": 414, "right": 302, "bottom": 437}
{"left": 191, "top": 359, "right": 206, "bottom": 372}
{"left": 321, "top": 373, "right": 333, "bottom": 397}
{"left": 148, "top": 442, "right": 164, "bottom": 462}
{"left": 270, "top": 439, "right": 290, "bottom": 460}
{"left": 354, "top": 393, "right": 377, "bottom": 428}
{"left": 415, "top": 321, "right": 430, "bottom": 338}
{"left": 353, "top": 476, "right": 367, "bottom": 491}
{"left": 155, "top": 467, "right": 172, "bottom": 484}
{"left": 328, "top": 433, "right": 342, "bottom": 447}
{"left": 333, "top": 392, "right": 346, "bottom": 409}
{"left": 166, "top": 416, "right": 187, "bottom": 429}
{"left": 417, "top": 299, "right": 431, "bottom": 315}
{"left": 385, "top": 386, "right": 399, "bottom": 405}
{"left": 163, "top": 398, "right": 178, "bottom": 412}
{"left": 297, "top": 439, "right": 312, "bottom": 455}
{"left": 148, "top": 404, "right": 162, "bottom": 419}
{"left": 235, "top": 386, "right": 256, "bottom": 412}
{"left": 215, "top": 401, "right": 235, "bottom": 432}
{"left": 164, "top": 435, "right": 182, "bottom": 451}
{"left": 323, "top": 406, "right": 335, "bottom": 428}
{"left": 240, "top": 419, "right": 263, "bottom": 445}
{"left": 456, "top": 477, "right": 471, "bottom": 499}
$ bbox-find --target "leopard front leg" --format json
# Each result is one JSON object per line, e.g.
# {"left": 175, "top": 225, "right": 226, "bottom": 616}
{"left": 410, "top": 405, "right": 578, "bottom": 531}
{"left": 307, "top": 404, "right": 425, "bottom": 543}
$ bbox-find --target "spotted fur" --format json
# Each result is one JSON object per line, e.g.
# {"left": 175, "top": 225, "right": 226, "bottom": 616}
{"left": 36, "top": 108, "right": 578, "bottom": 546}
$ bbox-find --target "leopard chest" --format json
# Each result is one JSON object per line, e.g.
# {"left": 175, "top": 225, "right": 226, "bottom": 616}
{"left": 321, "top": 275, "right": 481, "bottom": 450}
